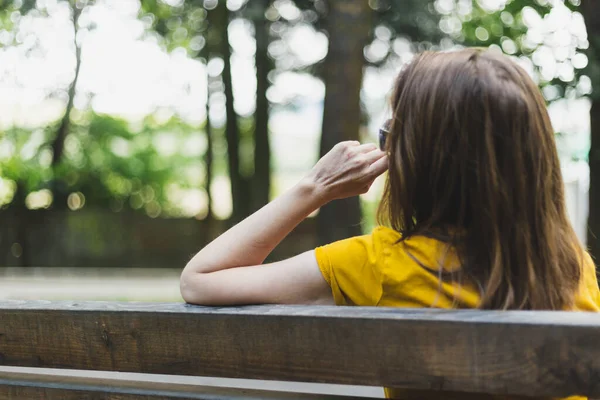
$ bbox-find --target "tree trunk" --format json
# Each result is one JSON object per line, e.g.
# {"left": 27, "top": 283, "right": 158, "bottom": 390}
{"left": 202, "top": 41, "right": 213, "bottom": 220}
{"left": 205, "top": 98, "right": 214, "bottom": 220}
{"left": 317, "top": 0, "right": 372, "bottom": 245}
{"left": 213, "top": 1, "right": 248, "bottom": 223}
{"left": 252, "top": 0, "right": 271, "bottom": 212}
{"left": 582, "top": 0, "right": 600, "bottom": 261}
{"left": 10, "top": 181, "right": 29, "bottom": 267}
{"left": 51, "top": 3, "right": 82, "bottom": 207}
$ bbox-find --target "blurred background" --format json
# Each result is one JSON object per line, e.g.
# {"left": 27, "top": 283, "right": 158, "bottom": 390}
{"left": 0, "top": 0, "right": 598, "bottom": 301}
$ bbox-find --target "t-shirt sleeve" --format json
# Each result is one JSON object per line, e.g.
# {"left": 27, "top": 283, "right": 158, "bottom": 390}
{"left": 314, "top": 229, "right": 384, "bottom": 306}
{"left": 573, "top": 251, "right": 600, "bottom": 311}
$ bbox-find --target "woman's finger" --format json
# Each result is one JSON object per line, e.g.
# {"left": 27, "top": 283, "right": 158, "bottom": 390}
{"left": 367, "top": 154, "right": 389, "bottom": 177}
{"left": 355, "top": 142, "right": 378, "bottom": 154}
{"left": 362, "top": 148, "right": 386, "bottom": 164}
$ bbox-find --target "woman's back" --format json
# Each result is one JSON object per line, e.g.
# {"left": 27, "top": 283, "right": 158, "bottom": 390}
{"left": 316, "top": 227, "right": 600, "bottom": 312}
{"left": 315, "top": 226, "right": 600, "bottom": 400}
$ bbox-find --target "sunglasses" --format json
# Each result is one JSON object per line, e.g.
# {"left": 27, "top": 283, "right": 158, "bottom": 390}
{"left": 379, "top": 119, "right": 392, "bottom": 151}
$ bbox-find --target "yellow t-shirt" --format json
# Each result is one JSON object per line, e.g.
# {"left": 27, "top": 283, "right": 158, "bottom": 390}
{"left": 315, "top": 226, "right": 600, "bottom": 400}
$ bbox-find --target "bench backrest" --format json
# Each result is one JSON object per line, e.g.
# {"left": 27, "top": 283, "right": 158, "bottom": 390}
{"left": 0, "top": 301, "right": 599, "bottom": 399}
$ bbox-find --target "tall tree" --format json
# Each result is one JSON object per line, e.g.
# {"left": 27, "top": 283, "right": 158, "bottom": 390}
{"left": 582, "top": 0, "right": 600, "bottom": 260}
{"left": 50, "top": 1, "right": 84, "bottom": 207}
{"left": 212, "top": 0, "right": 249, "bottom": 223}
{"left": 202, "top": 32, "right": 214, "bottom": 220}
{"left": 317, "top": 0, "right": 373, "bottom": 245}
{"left": 139, "top": 0, "right": 253, "bottom": 222}
{"left": 249, "top": 0, "right": 272, "bottom": 212}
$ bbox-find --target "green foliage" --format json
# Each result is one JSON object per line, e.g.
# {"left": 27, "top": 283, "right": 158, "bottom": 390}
{"left": 57, "top": 113, "right": 206, "bottom": 216}
{"left": 0, "top": 0, "right": 37, "bottom": 42}
{"left": 0, "top": 113, "right": 206, "bottom": 217}
{"left": 377, "top": 0, "right": 444, "bottom": 45}
{"left": 0, "top": 0, "right": 37, "bottom": 16}
{"left": 0, "top": 0, "right": 593, "bottom": 218}
{"left": 0, "top": 126, "right": 55, "bottom": 195}
{"left": 451, "top": 1, "right": 587, "bottom": 93}
{"left": 139, "top": 0, "right": 208, "bottom": 55}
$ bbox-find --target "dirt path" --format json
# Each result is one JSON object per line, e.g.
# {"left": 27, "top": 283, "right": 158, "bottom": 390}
{"left": 0, "top": 267, "right": 181, "bottom": 301}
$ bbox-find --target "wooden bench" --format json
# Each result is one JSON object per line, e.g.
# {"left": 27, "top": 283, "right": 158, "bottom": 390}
{"left": 0, "top": 300, "right": 599, "bottom": 399}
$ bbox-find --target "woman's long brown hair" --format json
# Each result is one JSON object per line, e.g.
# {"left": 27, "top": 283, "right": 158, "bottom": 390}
{"left": 378, "top": 48, "right": 584, "bottom": 310}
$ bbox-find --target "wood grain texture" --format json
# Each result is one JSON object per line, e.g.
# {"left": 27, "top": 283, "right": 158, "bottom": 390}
{"left": 0, "top": 301, "right": 599, "bottom": 397}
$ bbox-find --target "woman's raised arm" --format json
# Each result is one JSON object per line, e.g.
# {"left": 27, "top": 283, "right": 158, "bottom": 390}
{"left": 180, "top": 141, "right": 387, "bottom": 306}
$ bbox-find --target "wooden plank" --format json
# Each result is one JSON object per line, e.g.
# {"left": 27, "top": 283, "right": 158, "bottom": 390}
{"left": 0, "top": 384, "right": 351, "bottom": 400}
{"left": 0, "top": 301, "right": 599, "bottom": 397}
{"left": 0, "top": 368, "right": 369, "bottom": 400}
{"left": 0, "top": 367, "right": 383, "bottom": 398}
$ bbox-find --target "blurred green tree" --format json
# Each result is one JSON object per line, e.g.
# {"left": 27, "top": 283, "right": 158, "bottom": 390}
{"left": 140, "top": 0, "right": 219, "bottom": 218}
{"left": 0, "top": 0, "right": 594, "bottom": 244}
{"left": 0, "top": 1, "right": 91, "bottom": 209}
{"left": 140, "top": 0, "right": 274, "bottom": 222}
{"left": 0, "top": 0, "right": 205, "bottom": 219}
{"left": 50, "top": 0, "right": 86, "bottom": 208}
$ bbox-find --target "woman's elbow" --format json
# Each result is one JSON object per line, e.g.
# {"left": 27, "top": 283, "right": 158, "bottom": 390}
{"left": 180, "top": 270, "right": 204, "bottom": 304}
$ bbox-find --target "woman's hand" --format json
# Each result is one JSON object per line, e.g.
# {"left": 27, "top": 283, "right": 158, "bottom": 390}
{"left": 304, "top": 141, "right": 388, "bottom": 203}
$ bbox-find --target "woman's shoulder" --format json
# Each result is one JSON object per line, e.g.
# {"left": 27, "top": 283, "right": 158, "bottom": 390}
{"left": 314, "top": 227, "right": 398, "bottom": 306}
{"left": 315, "top": 226, "right": 400, "bottom": 269}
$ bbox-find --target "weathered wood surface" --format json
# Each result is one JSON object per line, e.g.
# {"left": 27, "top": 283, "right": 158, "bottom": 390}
{"left": 0, "top": 367, "right": 383, "bottom": 398}
{"left": 0, "top": 368, "right": 370, "bottom": 400}
{"left": 0, "top": 301, "right": 599, "bottom": 397}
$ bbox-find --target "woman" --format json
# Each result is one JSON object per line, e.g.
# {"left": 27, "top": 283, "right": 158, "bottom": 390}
{"left": 180, "top": 49, "right": 600, "bottom": 399}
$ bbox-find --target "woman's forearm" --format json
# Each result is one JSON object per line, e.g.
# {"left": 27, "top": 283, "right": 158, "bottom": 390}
{"left": 182, "top": 141, "right": 387, "bottom": 279}
{"left": 182, "top": 178, "right": 326, "bottom": 275}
